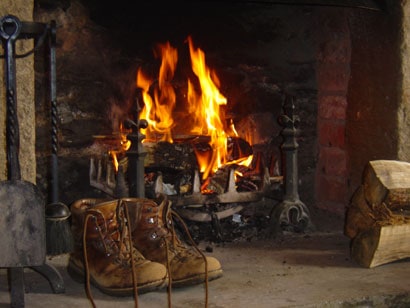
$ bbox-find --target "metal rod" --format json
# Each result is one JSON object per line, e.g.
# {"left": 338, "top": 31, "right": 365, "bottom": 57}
{"left": 8, "top": 268, "right": 25, "bottom": 307}
{"left": 280, "top": 95, "right": 300, "bottom": 202}
{"left": 126, "top": 96, "right": 148, "bottom": 198}
{"left": 49, "top": 20, "right": 59, "bottom": 203}
{"left": 0, "top": 15, "right": 22, "bottom": 181}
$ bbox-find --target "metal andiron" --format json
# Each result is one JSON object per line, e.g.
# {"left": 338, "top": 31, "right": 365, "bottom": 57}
{"left": 269, "top": 94, "right": 312, "bottom": 234}
{"left": 125, "top": 100, "right": 148, "bottom": 198}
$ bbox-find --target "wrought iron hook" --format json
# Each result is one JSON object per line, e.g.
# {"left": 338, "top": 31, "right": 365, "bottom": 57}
{"left": 0, "top": 15, "right": 22, "bottom": 41}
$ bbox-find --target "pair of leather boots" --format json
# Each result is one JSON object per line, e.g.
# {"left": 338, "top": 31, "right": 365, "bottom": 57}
{"left": 67, "top": 195, "right": 223, "bottom": 296}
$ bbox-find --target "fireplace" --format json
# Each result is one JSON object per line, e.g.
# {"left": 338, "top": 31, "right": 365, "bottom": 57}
{"left": 31, "top": 0, "right": 406, "bottom": 237}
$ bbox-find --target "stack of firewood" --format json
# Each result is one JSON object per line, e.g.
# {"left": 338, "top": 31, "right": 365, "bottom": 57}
{"left": 345, "top": 160, "right": 410, "bottom": 268}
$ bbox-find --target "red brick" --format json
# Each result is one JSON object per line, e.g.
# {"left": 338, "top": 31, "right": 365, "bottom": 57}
{"left": 316, "top": 63, "right": 350, "bottom": 93}
{"left": 317, "top": 147, "right": 347, "bottom": 177}
{"left": 318, "top": 95, "right": 347, "bottom": 120}
{"left": 317, "top": 120, "right": 346, "bottom": 148}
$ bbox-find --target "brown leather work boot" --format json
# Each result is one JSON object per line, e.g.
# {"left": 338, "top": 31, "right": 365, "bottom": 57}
{"left": 67, "top": 198, "right": 168, "bottom": 296}
{"left": 126, "top": 195, "right": 223, "bottom": 287}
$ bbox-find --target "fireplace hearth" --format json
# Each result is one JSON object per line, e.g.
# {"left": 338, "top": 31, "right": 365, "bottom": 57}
{"left": 32, "top": 0, "right": 406, "bottom": 237}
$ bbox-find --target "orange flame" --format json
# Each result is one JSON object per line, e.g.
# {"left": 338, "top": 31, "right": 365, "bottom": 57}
{"left": 109, "top": 123, "right": 131, "bottom": 172}
{"left": 136, "top": 36, "right": 251, "bottom": 182}
{"left": 136, "top": 41, "right": 178, "bottom": 142}
{"left": 186, "top": 36, "right": 228, "bottom": 179}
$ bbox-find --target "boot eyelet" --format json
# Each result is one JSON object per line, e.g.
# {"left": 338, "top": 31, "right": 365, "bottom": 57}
{"left": 147, "top": 217, "right": 155, "bottom": 224}
{"left": 151, "top": 232, "right": 158, "bottom": 239}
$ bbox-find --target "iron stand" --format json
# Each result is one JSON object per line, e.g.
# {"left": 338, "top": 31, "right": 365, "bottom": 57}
{"left": 269, "top": 94, "right": 312, "bottom": 235}
{"left": 0, "top": 15, "right": 65, "bottom": 307}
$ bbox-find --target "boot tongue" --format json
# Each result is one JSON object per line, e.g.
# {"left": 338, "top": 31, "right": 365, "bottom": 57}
{"left": 158, "top": 197, "right": 175, "bottom": 237}
{"left": 160, "top": 199, "right": 188, "bottom": 249}
{"left": 86, "top": 200, "right": 130, "bottom": 255}
{"left": 92, "top": 199, "right": 120, "bottom": 217}
{"left": 159, "top": 198, "right": 170, "bottom": 223}
{"left": 121, "top": 198, "right": 143, "bottom": 233}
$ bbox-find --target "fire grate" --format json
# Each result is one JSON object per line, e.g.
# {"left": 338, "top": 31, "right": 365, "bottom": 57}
{"left": 89, "top": 93, "right": 312, "bottom": 237}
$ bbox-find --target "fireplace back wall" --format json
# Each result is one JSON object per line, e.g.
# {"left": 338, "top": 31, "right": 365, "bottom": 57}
{"left": 33, "top": 0, "right": 403, "bottom": 219}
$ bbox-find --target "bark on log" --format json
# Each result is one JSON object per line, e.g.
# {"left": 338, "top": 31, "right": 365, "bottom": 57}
{"left": 344, "top": 186, "right": 374, "bottom": 239}
{"left": 344, "top": 185, "right": 410, "bottom": 240}
{"left": 345, "top": 160, "right": 410, "bottom": 267}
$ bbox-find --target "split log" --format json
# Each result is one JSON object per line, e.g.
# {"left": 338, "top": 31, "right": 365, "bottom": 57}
{"left": 344, "top": 185, "right": 410, "bottom": 240}
{"left": 344, "top": 186, "right": 374, "bottom": 239}
{"left": 345, "top": 160, "right": 410, "bottom": 267}
{"left": 351, "top": 223, "right": 410, "bottom": 268}
{"left": 363, "top": 160, "right": 410, "bottom": 211}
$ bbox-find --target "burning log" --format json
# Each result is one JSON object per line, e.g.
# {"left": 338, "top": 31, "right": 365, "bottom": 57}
{"left": 202, "top": 167, "right": 230, "bottom": 195}
{"left": 201, "top": 164, "right": 261, "bottom": 194}
{"left": 144, "top": 139, "right": 198, "bottom": 171}
{"left": 144, "top": 135, "right": 256, "bottom": 194}
{"left": 143, "top": 139, "right": 198, "bottom": 196}
{"left": 345, "top": 160, "right": 410, "bottom": 268}
{"left": 227, "top": 136, "right": 253, "bottom": 161}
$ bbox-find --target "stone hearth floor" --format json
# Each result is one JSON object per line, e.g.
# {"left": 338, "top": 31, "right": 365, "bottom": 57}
{"left": 1, "top": 212, "right": 410, "bottom": 307}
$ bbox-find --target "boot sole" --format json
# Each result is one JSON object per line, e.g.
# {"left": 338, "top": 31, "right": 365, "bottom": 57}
{"left": 67, "top": 260, "right": 168, "bottom": 296}
{"left": 171, "top": 268, "right": 223, "bottom": 288}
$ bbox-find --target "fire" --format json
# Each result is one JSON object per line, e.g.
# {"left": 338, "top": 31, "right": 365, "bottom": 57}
{"left": 136, "top": 41, "right": 178, "bottom": 143}
{"left": 108, "top": 123, "right": 132, "bottom": 172}
{"left": 136, "top": 36, "right": 250, "bottom": 182}
{"left": 186, "top": 36, "right": 228, "bottom": 179}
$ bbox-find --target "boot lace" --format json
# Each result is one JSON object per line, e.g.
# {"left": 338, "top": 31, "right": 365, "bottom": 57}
{"left": 82, "top": 199, "right": 139, "bottom": 308}
{"left": 163, "top": 199, "right": 209, "bottom": 308}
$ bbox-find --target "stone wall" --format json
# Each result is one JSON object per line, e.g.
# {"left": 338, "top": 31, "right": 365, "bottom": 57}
{"left": 399, "top": 0, "right": 410, "bottom": 162}
{"left": 0, "top": 1, "right": 35, "bottom": 183}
